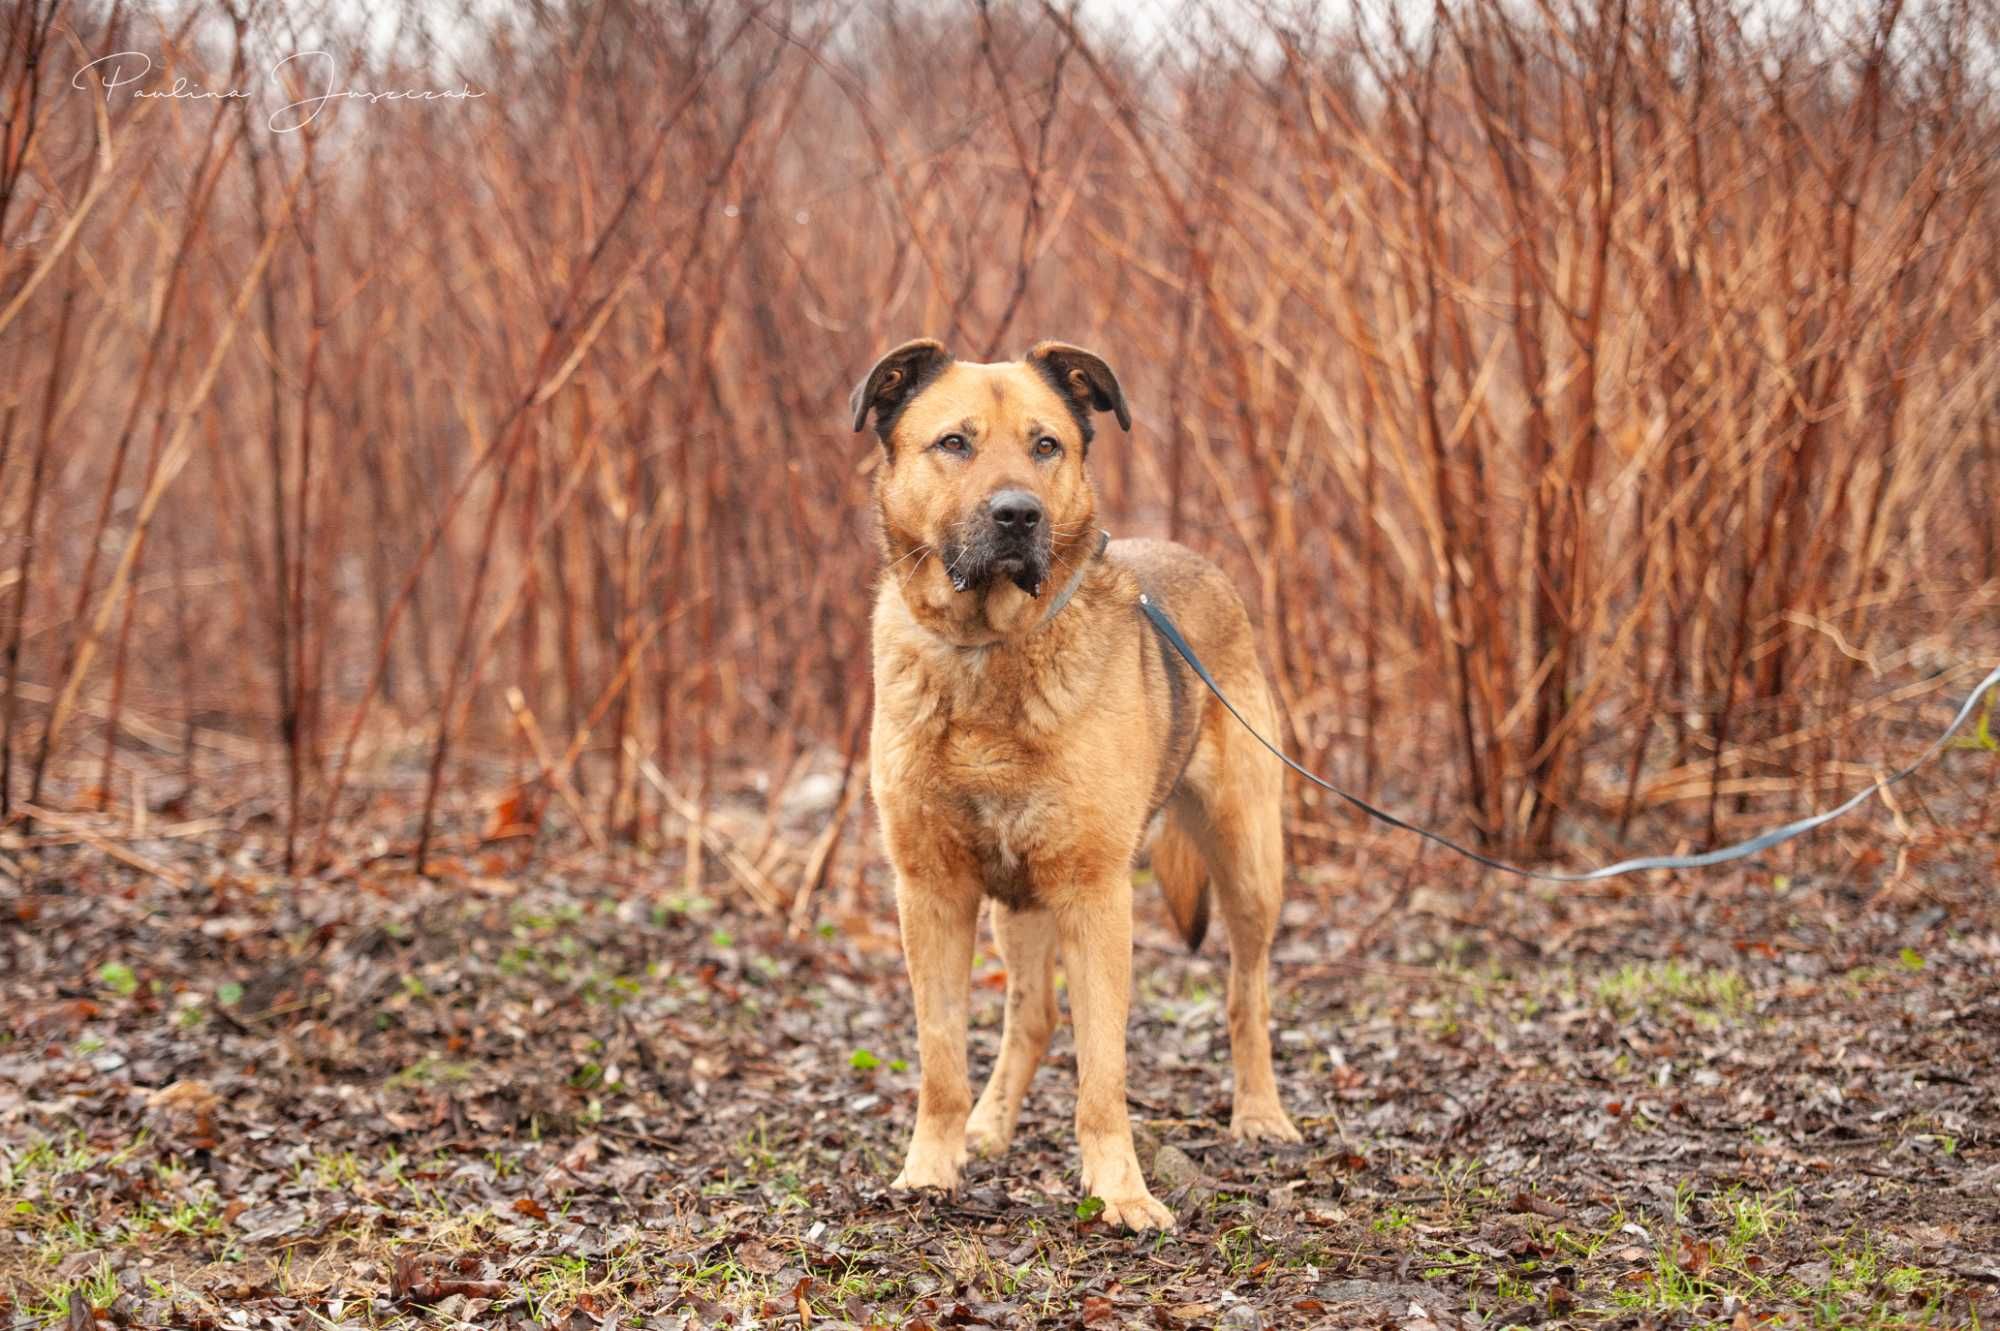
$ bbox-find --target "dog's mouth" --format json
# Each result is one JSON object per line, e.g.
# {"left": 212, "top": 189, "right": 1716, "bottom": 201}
{"left": 941, "top": 539, "right": 1050, "bottom": 597}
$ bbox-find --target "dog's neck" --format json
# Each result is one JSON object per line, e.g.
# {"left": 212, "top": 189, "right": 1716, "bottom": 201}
{"left": 879, "top": 565, "right": 1119, "bottom": 734}
{"left": 1035, "top": 529, "right": 1108, "bottom": 625}
{"left": 883, "top": 528, "right": 1109, "bottom": 650}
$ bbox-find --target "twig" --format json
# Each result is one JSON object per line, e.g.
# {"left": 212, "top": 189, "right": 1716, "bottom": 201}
{"left": 625, "top": 739, "right": 783, "bottom": 916}
{"left": 15, "top": 803, "right": 191, "bottom": 887}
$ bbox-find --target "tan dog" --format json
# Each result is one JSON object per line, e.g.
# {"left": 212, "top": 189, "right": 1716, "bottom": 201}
{"left": 854, "top": 338, "right": 1299, "bottom": 1232}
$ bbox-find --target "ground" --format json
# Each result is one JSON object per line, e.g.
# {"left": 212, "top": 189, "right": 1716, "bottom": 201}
{"left": 2, "top": 789, "right": 1997, "bottom": 1330}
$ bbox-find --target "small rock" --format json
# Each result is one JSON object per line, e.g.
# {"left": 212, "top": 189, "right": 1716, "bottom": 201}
{"left": 1153, "top": 1144, "right": 1201, "bottom": 1192}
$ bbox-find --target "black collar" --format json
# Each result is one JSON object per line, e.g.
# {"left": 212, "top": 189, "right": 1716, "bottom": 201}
{"left": 1040, "top": 529, "right": 1109, "bottom": 628}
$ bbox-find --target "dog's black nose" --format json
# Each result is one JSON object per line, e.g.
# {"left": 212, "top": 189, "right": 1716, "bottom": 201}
{"left": 989, "top": 490, "right": 1042, "bottom": 532}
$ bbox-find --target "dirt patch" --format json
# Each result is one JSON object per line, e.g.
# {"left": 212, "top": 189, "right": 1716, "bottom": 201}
{"left": 3, "top": 812, "right": 1997, "bottom": 1328}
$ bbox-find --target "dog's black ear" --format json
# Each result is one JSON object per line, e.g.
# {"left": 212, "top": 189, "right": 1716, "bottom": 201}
{"left": 1026, "top": 341, "right": 1131, "bottom": 444}
{"left": 850, "top": 338, "right": 952, "bottom": 440}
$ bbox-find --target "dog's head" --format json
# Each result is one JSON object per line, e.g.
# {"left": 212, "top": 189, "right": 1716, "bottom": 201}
{"left": 853, "top": 338, "right": 1129, "bottom": 635}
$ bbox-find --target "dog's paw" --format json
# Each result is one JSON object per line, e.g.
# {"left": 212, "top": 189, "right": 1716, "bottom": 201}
{"left": 963, "top": 1105, "right": 1014, "bottom": 1159}
{"left": 891, "top": 1142, "right": 967, "bottom": 1194}
{"left": 964, "top": 1121, "right": 1011, "bottom": 1160}
{"left": 1228, "top": 1106, "right": 1303, "bottom": 1144}
{"left": 1095, "top": 1191, "right": 1177, "bottom": 1232}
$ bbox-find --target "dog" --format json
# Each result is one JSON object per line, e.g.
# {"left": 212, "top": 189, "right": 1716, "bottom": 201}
{"left": 853, "top": 338, "right": 1300, "bottom": 1232}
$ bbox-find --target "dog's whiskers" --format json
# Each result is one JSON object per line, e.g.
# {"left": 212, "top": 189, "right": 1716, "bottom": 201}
{"left": 896, "top": 548, "right": 933, "bottom": 589}
{"left": 884, "top": 544, "right": 932, "bottom": 589}
{"left": 944, "top": 528, "right": 977, "bottom": 591}
{"left": 1041, "top": 547, "right": 1077, "bottom": 591}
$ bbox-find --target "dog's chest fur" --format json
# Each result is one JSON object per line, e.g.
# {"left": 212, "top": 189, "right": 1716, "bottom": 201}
{"left": 871, "top": 568, "right": 1181, "bottom": 912}
{"left": 880, "top": 646, "right": 1096, "bottom": 909}
{"left": 929, "top": 701, "right": 1068, "bottom": 909}
{"left": 951, "top": 787, "right": 1045, "bottom": 909}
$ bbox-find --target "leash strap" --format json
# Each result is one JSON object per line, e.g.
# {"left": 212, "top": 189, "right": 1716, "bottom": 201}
{"left": 1137, "top": 593, "right": 2000, "bottom": 882}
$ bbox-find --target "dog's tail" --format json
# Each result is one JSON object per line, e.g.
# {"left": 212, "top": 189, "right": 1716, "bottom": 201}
{"left": 1154, "top": 807, "right": 1210, "bottom": 953}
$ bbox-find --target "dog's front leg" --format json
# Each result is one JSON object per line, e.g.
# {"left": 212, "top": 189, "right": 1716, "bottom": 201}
{"left": 1057, "top": 878, "right": 1176, "bottom": 1232}
{"left": 890, "top": 876, "right": 980, "bottom": 1194}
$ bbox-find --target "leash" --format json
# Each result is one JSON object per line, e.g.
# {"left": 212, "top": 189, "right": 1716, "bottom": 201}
{"left": 1137, "top": 592, "right": 2000, "bottom": 881}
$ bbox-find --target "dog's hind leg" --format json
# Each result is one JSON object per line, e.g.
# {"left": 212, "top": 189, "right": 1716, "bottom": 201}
{"left": 965, "top": 901, "right": 1059, "bottom": 1158}
{"left": 1180, "top": 697, "right": 1302, "bottom": 1145}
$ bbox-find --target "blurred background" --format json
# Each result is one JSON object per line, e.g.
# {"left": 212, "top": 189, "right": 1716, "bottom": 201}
{"left": 2, "top": 0, "right": 1995, "bottom": 904}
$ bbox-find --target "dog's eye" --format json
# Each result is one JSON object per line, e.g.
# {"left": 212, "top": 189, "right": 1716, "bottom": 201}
{"left": 935, "top": 434, "right": 970, "bottom": 455}
{"left": 1033, "top": 436, "right": 1062, "bottom": 459}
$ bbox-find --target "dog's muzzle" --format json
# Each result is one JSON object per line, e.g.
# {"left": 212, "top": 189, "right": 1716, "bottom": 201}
{"left": 944, "top": 488, "right": 1051, "bottom": 596}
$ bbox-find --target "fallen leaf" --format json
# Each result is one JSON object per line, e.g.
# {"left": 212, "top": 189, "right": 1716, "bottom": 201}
{"left": 737, "top": 1239, "right": 785, "bottom": 1276}
{"left": 1509, "top": 1190, "right": 1566, "bottom": 1219}
{"left": 393, "top": 1254, "right": 506, "bottom": 1305}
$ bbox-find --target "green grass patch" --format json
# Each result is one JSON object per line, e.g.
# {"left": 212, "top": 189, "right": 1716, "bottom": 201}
{"left": 1595, "top": 960, "right": 1751, "bottom": 1025}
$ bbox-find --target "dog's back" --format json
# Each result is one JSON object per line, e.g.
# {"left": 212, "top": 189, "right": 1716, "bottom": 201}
{"left": 1110, "top": 538, "right": 1279, "bottom": 954}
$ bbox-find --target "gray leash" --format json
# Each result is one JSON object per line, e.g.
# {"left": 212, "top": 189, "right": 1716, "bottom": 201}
{"left": 1137, "top": 593, "right": 2000, "bottom": 882}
